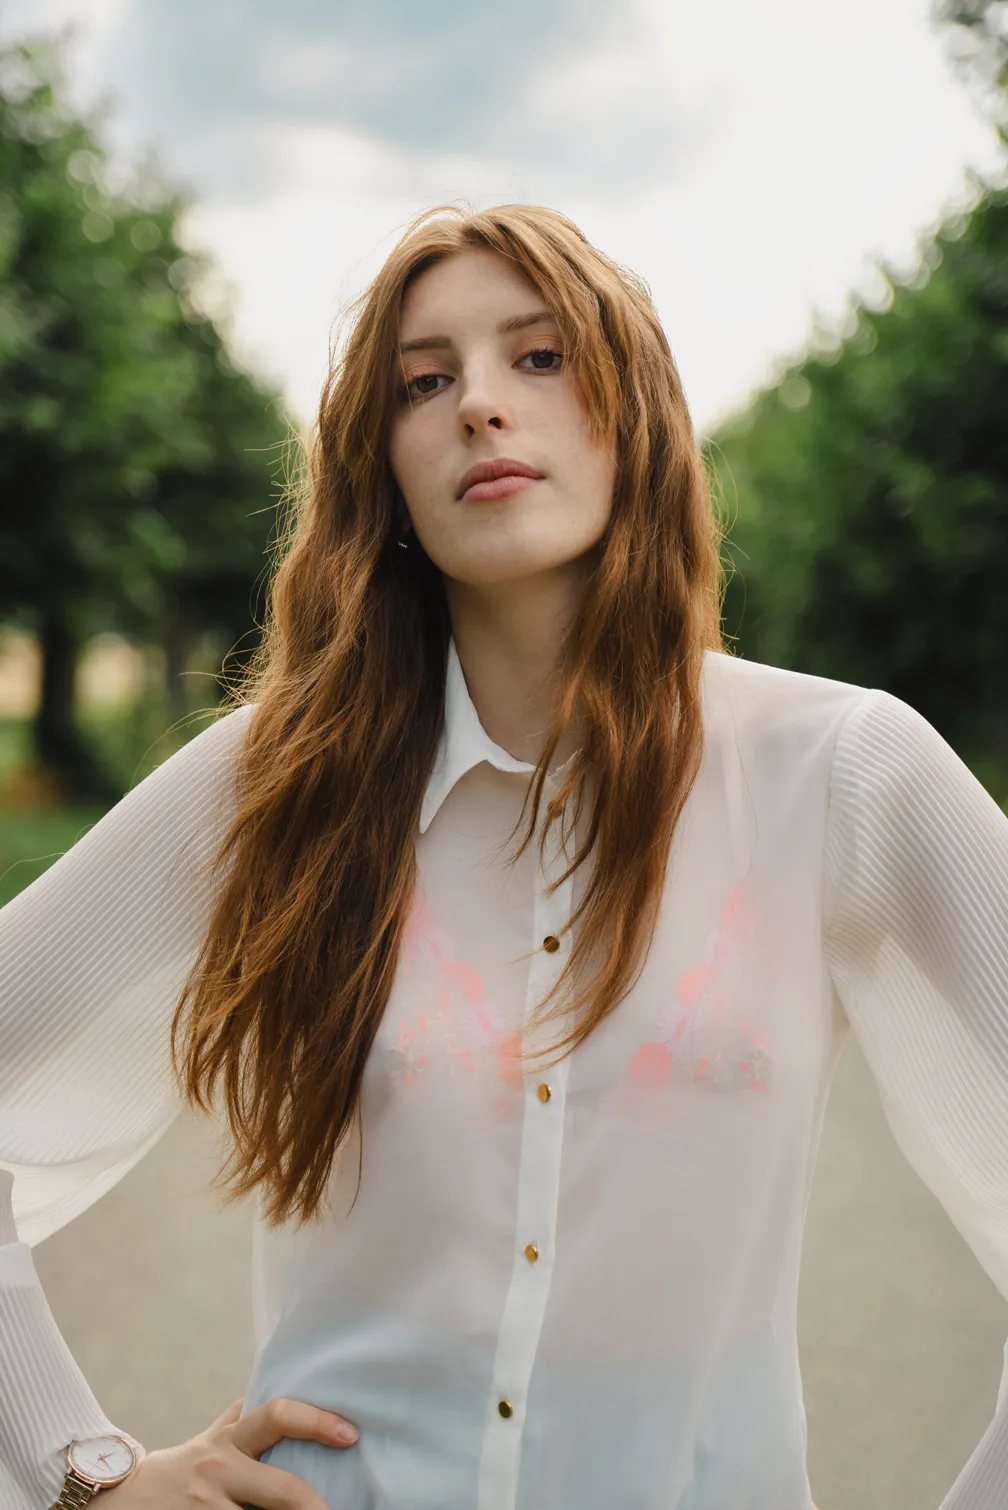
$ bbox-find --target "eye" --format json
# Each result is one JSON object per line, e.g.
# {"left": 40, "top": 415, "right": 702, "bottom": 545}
{"left": 398, "top": 342, "right": 564, "bottom": 405}
{"left": 401, "top": 371, "right": 451, "bottom": 403}
{"left": 517, "top": 344, "right": 563, "bottom": 372}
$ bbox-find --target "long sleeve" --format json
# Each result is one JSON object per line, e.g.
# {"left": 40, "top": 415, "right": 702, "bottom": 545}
{"left": 823, "top": 686, "right": 1008, "bottom": 1508}
{"left": 0, "top": 704, "right": 253, "bottom": 1510}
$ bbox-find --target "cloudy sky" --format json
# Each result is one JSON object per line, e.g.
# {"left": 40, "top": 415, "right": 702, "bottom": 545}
{"left": 5, "top": 0, "right": 1006, "bottom": 436}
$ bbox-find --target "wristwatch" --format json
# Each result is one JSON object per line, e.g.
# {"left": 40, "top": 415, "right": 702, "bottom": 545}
{"left": 49, "top": 1434, "right": 139, "bottom": 1507}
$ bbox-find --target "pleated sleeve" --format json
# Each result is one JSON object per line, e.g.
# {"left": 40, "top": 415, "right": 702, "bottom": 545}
{"left": 0, "top": 704, "right": 253, "bottom": 1510}
{"left": 823, "top": 686, "right": 1008, "bottom": 1508}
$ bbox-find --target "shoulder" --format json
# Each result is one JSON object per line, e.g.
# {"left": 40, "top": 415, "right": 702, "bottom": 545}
{"left": 700, "top": 652, "right": 964, "bottom": 798}
{"left": 108, "top": 702, "right": 257, "bottom": 837}
{"left": 826, "top": 682, "right": 982, "bottom": 818}
{"left": 138, "top": 703, "right": 255, "bottom": 788}
{"left": 701, "top": 649, "right": 869, "bottom": 767}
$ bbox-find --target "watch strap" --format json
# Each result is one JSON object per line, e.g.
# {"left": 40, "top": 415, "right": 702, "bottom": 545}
{"left": 50, "top": 1469, "right": 99, "bottom": 1509}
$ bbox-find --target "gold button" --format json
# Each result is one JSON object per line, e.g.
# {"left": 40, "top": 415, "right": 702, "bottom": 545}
{"left": 525, "top": 1243, "right": 539, "bottom": 1263}
{"left": 542, "top": 934, "right": 560, "bottom": 953}
{"left": 498, "top": 1399, "right": 513, "bottom": 1418}
{"left": 537, "top": 1083, "right": 551, "bottom": 1102}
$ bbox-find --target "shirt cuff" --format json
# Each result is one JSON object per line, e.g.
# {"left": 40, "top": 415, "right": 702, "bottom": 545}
{"left": 0, "top": 1238, "right": 123, "bottom": 1509}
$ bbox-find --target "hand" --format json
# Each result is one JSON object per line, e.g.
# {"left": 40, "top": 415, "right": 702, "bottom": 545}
{"left": 101, "top": 1396, "right": 359, "bottom": 1509}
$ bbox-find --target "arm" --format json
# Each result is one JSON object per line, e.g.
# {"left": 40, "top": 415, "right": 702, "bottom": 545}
{"left": 823, "top": 687, "right": 1008, "bottom": 1508}
{"left": 0, "top": 706, "right": 253, "bottom": 1509}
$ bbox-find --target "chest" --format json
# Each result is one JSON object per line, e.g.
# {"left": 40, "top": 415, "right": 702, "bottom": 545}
{"left": 361, "top": 755, "right": 833, "bottom": 1137}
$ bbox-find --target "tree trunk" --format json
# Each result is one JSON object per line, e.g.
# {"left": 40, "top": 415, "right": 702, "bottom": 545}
{"left": 163, "top": 599, "right": 193, "bottom": 724}
{"left": 33, "top": 611, "right": 113, "bottom": 801}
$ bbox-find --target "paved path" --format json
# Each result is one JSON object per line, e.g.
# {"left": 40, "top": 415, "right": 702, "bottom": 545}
{"left": 34, "top": 1033, "right": 1008, "bottom": 1509}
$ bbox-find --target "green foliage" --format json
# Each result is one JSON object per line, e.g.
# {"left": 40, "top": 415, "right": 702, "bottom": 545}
{"left": 0, "top": 712, "right": 105, "bottom": 907}
{"left": 0, "top": 34, "right": 292, "bottom": 793}
{"left": 933, "top": 0, "right": 1008, "bottom": 141}
{"left": 0, "top": 803, "right": 107, "bottom": 908}
{"left": 0, "top": 36, "right": 206, "bottom": 629}
{"left": 0, "top": 698, "right": 213, "bottom": 905}
{"left": 709, "top": 183, "right": 1008, "bottom": 784}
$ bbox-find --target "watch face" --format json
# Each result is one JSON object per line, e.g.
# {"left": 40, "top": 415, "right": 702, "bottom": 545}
{"left": 68, "top": 1435, "right": 136, "bottom": 1486}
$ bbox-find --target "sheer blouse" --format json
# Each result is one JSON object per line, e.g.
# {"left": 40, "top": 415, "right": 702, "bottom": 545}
{"left": 1, "top": 643, "right": 1007, "bottom": 1509}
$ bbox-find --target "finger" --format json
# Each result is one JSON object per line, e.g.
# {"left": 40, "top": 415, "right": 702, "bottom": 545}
{"left": 223, "top": 1453, "right": 330, "bottom": 1510}
{"left": 209, "top": 1397, "right": 244, "bottom": 1432}
{"left": 231, "top": 1397, "right": 358, "bottom": 1460}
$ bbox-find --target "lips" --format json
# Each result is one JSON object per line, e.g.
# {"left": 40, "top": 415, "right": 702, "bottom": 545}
{"left": 456, "top": 457, "right": 544, "bottom": 500}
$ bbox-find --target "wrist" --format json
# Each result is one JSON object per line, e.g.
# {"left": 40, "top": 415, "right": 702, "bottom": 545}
{"left": 50, "top": 1432, "right": 146, "bottom": 1508}
{"left": 113, "top": 1431, "right": 146, "bottom": 1465}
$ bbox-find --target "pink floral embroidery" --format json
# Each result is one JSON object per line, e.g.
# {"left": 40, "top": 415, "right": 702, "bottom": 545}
{"left": 628, "top": 1041, "right": 673, "bottom": 1090}
{"left": 458, "top": 1000, "right": 505, "bottom": 1051}
{"left": 388, "top": 890, "right": 520, "bottom": 1090}
{"left": 392, "top": 1016, "right": 430, "bottom": 1086}
{"left": 611, "top": 881, "right": 774, "bottom": 1104}
{"left": 733, "top": 1021, "right": 772, "bottom": 1090}
{"left": 399, "top": 892, "right": 436, "bottom": 971}
{"left": 434, "top": 950, "right": 486, "bottom": 1007}
{"left": 652, "top": 998, "right": 772, "bottom": 1094}
{"left": 494, "top": 1033, "right": 525, "bottom": 1091}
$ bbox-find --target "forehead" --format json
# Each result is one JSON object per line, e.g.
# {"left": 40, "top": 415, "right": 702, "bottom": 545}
{"left": 398, "top": 247, "right": 551, "bottom": 336}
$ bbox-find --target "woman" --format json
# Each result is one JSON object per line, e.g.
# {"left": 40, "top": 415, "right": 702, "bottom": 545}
{"left": 1, "top": 203, "right": 1006, "bottom": 1510}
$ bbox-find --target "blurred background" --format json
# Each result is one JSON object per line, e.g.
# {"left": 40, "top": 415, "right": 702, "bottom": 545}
{"left": 1, "top": 2, "right": 1007, "bottom": 1508}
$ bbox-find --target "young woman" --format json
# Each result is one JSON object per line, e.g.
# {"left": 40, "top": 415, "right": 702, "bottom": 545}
{"left": 1, "top": 203, "right": 1005, "bottom": 1510}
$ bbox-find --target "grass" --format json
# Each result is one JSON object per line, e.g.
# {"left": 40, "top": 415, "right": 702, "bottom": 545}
{"left": 0, "top": 699, "right": 213, "bottom": 908}
{"left": 0, "top": 805, "right": 109, "bottom": 908}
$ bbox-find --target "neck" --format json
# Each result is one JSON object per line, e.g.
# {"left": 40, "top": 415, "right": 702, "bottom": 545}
{"left": 444, "top": 561, "right": 594, "bottom": 770}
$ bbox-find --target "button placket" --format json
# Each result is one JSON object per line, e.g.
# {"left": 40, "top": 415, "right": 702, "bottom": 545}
{"left": 475, "top": 799, "right": 574, "bottom": 1510}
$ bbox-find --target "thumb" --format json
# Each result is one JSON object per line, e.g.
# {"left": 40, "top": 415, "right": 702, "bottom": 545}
{"left": 214, "top": 1398, "right": 244, "bottom": 1429}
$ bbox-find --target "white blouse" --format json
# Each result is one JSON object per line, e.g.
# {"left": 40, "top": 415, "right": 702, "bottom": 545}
{"left": 1, "top": 641, "right": 1007, "bottom": 1510}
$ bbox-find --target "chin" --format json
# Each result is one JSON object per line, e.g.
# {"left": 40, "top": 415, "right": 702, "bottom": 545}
{"left": 443, "top": 548, "right": 588, "bottom": 588}
{"left": 438, "top": 521, "right": 603, "bottom": 582}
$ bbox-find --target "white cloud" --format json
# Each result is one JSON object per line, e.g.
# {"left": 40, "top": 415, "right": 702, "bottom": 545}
{"left": 5, "top": 0, "right": 1007, "bottom": 436}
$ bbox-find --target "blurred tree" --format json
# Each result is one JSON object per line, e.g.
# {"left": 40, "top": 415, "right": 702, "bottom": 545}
{"left": 142, "top": 317, "right": 290, "bottom": 723}
{"left": 0, "top": 34, "right": 288, "bottom": 797}
{"left": 709, "top": 181, "right": 1008, "bottom": 787}
{"left": 934, "top": 0, "right": 1008, "bottom": 143}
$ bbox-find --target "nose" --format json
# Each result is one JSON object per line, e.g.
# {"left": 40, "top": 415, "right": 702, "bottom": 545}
{"left": 455, "top": 359, "right": 510, "bottom": 438}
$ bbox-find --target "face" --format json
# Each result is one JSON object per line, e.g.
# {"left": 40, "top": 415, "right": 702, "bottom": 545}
{"left": 387, "top": 248, "right": 617, "bottom": 594}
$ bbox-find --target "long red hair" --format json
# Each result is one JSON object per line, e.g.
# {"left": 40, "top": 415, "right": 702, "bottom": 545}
{"left": 172, "top": 203, "right": 729, "bottom": 1226}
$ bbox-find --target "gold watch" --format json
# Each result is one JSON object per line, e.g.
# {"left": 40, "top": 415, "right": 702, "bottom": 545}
{"left": 50, "top": 1434, "right": 139, "bottom": 1507}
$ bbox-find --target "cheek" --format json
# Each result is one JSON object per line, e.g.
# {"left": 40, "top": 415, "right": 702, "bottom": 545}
{"left": 560, "top": 414, "right": 617, "bottom": 520}
{"left": 549, "top": 391, "right": 615, "bottom": 493}
{"left": 387, "top": 412, "right": 439, "bottom": 506}
{"left": 592, "top": 440, "right": 619, "bottom": 507}
{"left": 386, "top": 415, "right": 413, "bottom": 498}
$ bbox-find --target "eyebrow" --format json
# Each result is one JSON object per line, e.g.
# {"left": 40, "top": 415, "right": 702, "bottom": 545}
{"left": 397, "top": 309, "right": 558, "bottom": 356}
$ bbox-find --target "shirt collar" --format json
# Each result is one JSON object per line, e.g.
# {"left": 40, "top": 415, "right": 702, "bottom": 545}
{"left": 419, "top": 638, "right": 574, "bottom": 835}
